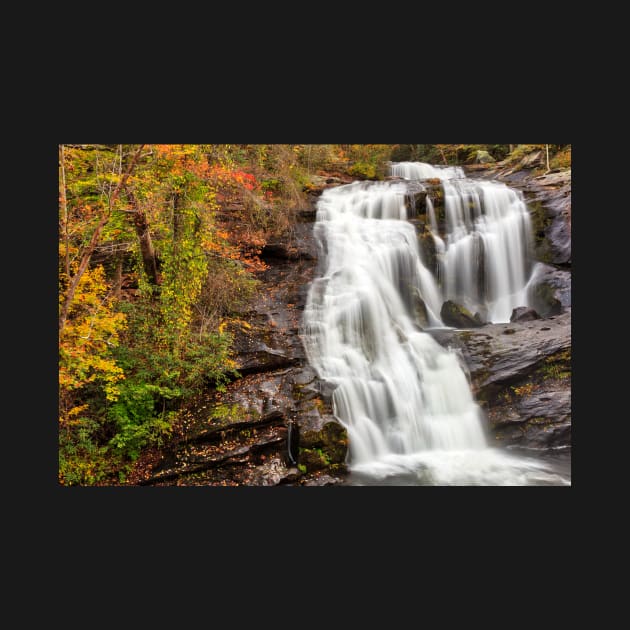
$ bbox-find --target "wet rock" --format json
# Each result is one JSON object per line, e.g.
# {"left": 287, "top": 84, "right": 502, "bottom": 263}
{"left": 431, "top": 309, "right": 571, "bottom": 450}
{"left": 510, "top": 307, "right": 540, "bottom": 322}
{"left": 440, "top": 300, "right": 484, "bottom": 328}
{"left": 404, "top": 180, "right": 428, "bottom": 217}
{"left": 527, "top": 263, "right": 571, "bottom": 309}
{"left": 412, "top": 293, "right": 430, "bottom": 328}
{"left": 528, "top": 282, "right": 563, "bottom": 318}
{"left": 418, "top": 232, "right": 438, "bottom": 276}
{"left": 514, "top": 170, "right": 571, "bottom": 265}
{"left": 261, "top": 242, "right": 301, "bottom": 261}
{"left": 492, "top": 389, "right": 571, "bottom": 449}
{"left": 288, "top": 366, "right": 317, "bottom": 387}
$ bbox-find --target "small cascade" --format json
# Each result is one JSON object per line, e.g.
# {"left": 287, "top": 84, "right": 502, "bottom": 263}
{"left": 393, "top": 161, "right": 535, "bottom": 323}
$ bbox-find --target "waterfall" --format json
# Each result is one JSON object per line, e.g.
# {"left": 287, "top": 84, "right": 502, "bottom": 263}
{"left": 390, "top": 161, "right": 465, "bottom": 181}
{"left": 393, "top": 161, "right": 535, "bottom": 323}
{"left": 303, "top": 175, "right": 568, "bottom": 485}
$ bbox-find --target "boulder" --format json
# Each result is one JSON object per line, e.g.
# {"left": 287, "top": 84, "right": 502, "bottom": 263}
{"left": 476, "top": 150, "right": 496, "bottom": 164}
{"left": 440, "top": 300, "right": 484, "bottom": 328}
{"left": 412, "top": 293, "right": 430, "bottom": 328}
{"left": 528, "top": 282, "right": 562, "bottom": 318}
{"left": 510, "top": 307, "right": 540, "bottom": 322}
{"left": 525, "top": 262, "right": 569, "bottom": 317}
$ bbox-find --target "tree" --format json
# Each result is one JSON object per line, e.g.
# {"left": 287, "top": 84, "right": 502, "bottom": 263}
{"left": 59, "top": 144, "right": 145, "bottom": 331}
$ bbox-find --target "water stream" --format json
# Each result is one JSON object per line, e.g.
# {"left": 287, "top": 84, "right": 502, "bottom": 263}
{"left": 303, "top": 163, "right": 570, "bottom": 485}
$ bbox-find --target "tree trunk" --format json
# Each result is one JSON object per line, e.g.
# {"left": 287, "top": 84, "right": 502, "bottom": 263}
{"left": 509, "top": 144, "right": 514, "bottom": 153}
{"left": 112, "top": 254, "right": 124, "bottom": 298}
{"left": 59, "top": 144, "right": 144, "bottom": 331}
{"left": 545, "top": 144, "right": 550, "bottom": 172}
{"left": 59, "top": 145, "right": 69, "bottom": 279}
{"left": 172, "top": 191, "right": 183, "bottom": 244}
{"left": 125, "top": 188, "right": 159, "bottom": 288}
{"left": 134, "top": 210, "right": 159, "bottom": 287}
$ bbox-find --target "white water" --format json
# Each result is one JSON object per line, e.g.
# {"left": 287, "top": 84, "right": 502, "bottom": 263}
{"left": 392, "top": 161, "right": 534, "bottom": 323}
{"left": 390, "top": 161, "right": 465, "bottom": 181}
{"left": 303, "top": 177, "right": 569, "bottom": 485}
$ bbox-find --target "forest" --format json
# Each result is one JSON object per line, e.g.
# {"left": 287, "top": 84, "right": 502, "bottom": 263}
{"left": 59, "top": 144, "right": 571, "bottom": 486}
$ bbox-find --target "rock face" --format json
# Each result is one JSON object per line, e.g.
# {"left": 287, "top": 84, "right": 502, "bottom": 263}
{"left": 429, "top": 309, "right": 571, "bottom": 449}
{"left": 440, "top": 300, "right": 484, "bottom": 328}
{"left": 139, "top": 195, "right": 349, "bottom": 487}
{"left": 477, "top": 166, "right": 570, "bottom": 266}
{"left": 524, "top": 171, "right": 571, "bottom": 265}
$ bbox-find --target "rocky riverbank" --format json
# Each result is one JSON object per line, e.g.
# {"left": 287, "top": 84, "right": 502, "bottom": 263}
{"left": 134, "top": 184, "right": 350, "bottom": 486}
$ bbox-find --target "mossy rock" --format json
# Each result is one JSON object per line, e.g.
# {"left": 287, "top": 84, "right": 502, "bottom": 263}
{"left": 440, "top": 300, "right": 483, "bottom": 328}
{"left": 476, "top": 150, "right": 496, "bottom": 164}
{"left": 418, "top": 232, "right": 438, "bottom": 275}
{"left": 412, "top": 292, "right": 430, "bottom": 328}
{"left": 298, "top": 448, "right": 330, "bottom": 471}
{"left": 528, "top": 200, "right": 553, "bottom": 263}
{"left": 300, "top": 420, "right": 348, "bottom": 465}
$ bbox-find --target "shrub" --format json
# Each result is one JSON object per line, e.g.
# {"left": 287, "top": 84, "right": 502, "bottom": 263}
{"left": 348, "top": 161, "right": 378, "bottom": 180}
{"left": 550, "top": 146, "right": 571, "bottom": 169}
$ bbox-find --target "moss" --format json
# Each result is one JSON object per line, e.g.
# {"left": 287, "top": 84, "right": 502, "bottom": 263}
{"left": 537, "top": 348, "right": 571, "bottom": 380}
{"left": 528, "top": 200, "right": 553, "bottom": 263}
{"left": 298, "top": 447, "right": 330, "bottom": 471}
{"left": 299, "top": 420, "right": 348, "bottom": 469}
{"left": 511, "top": 383, "right": 535, "bottom": 397}
{"left": 440, "top": 300, "right": 482, "bottom": 328}
{"left": 527, "top": 416, "right": 550, "bottom": 425}
{"left": 292, "top": 383, "right": 306, "bottom": 400}
{"left": 208, "top": 402, "right": 250, "bottom": 423}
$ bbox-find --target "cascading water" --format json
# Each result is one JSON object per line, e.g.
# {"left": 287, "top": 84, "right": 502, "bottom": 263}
{"left": 303, "top": 171, "right": 569, "bottom": 485}
{"left": 391, "top": 161, "right": 534, "bottom": 323}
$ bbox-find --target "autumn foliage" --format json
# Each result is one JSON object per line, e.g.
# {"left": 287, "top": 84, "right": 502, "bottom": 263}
{"left": 58, "top": 144, "right": 309, "bottom": 485}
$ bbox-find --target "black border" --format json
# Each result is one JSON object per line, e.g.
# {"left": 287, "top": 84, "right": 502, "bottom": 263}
{"left": 42, "top": 98, "right": 580, "bottom": 567}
